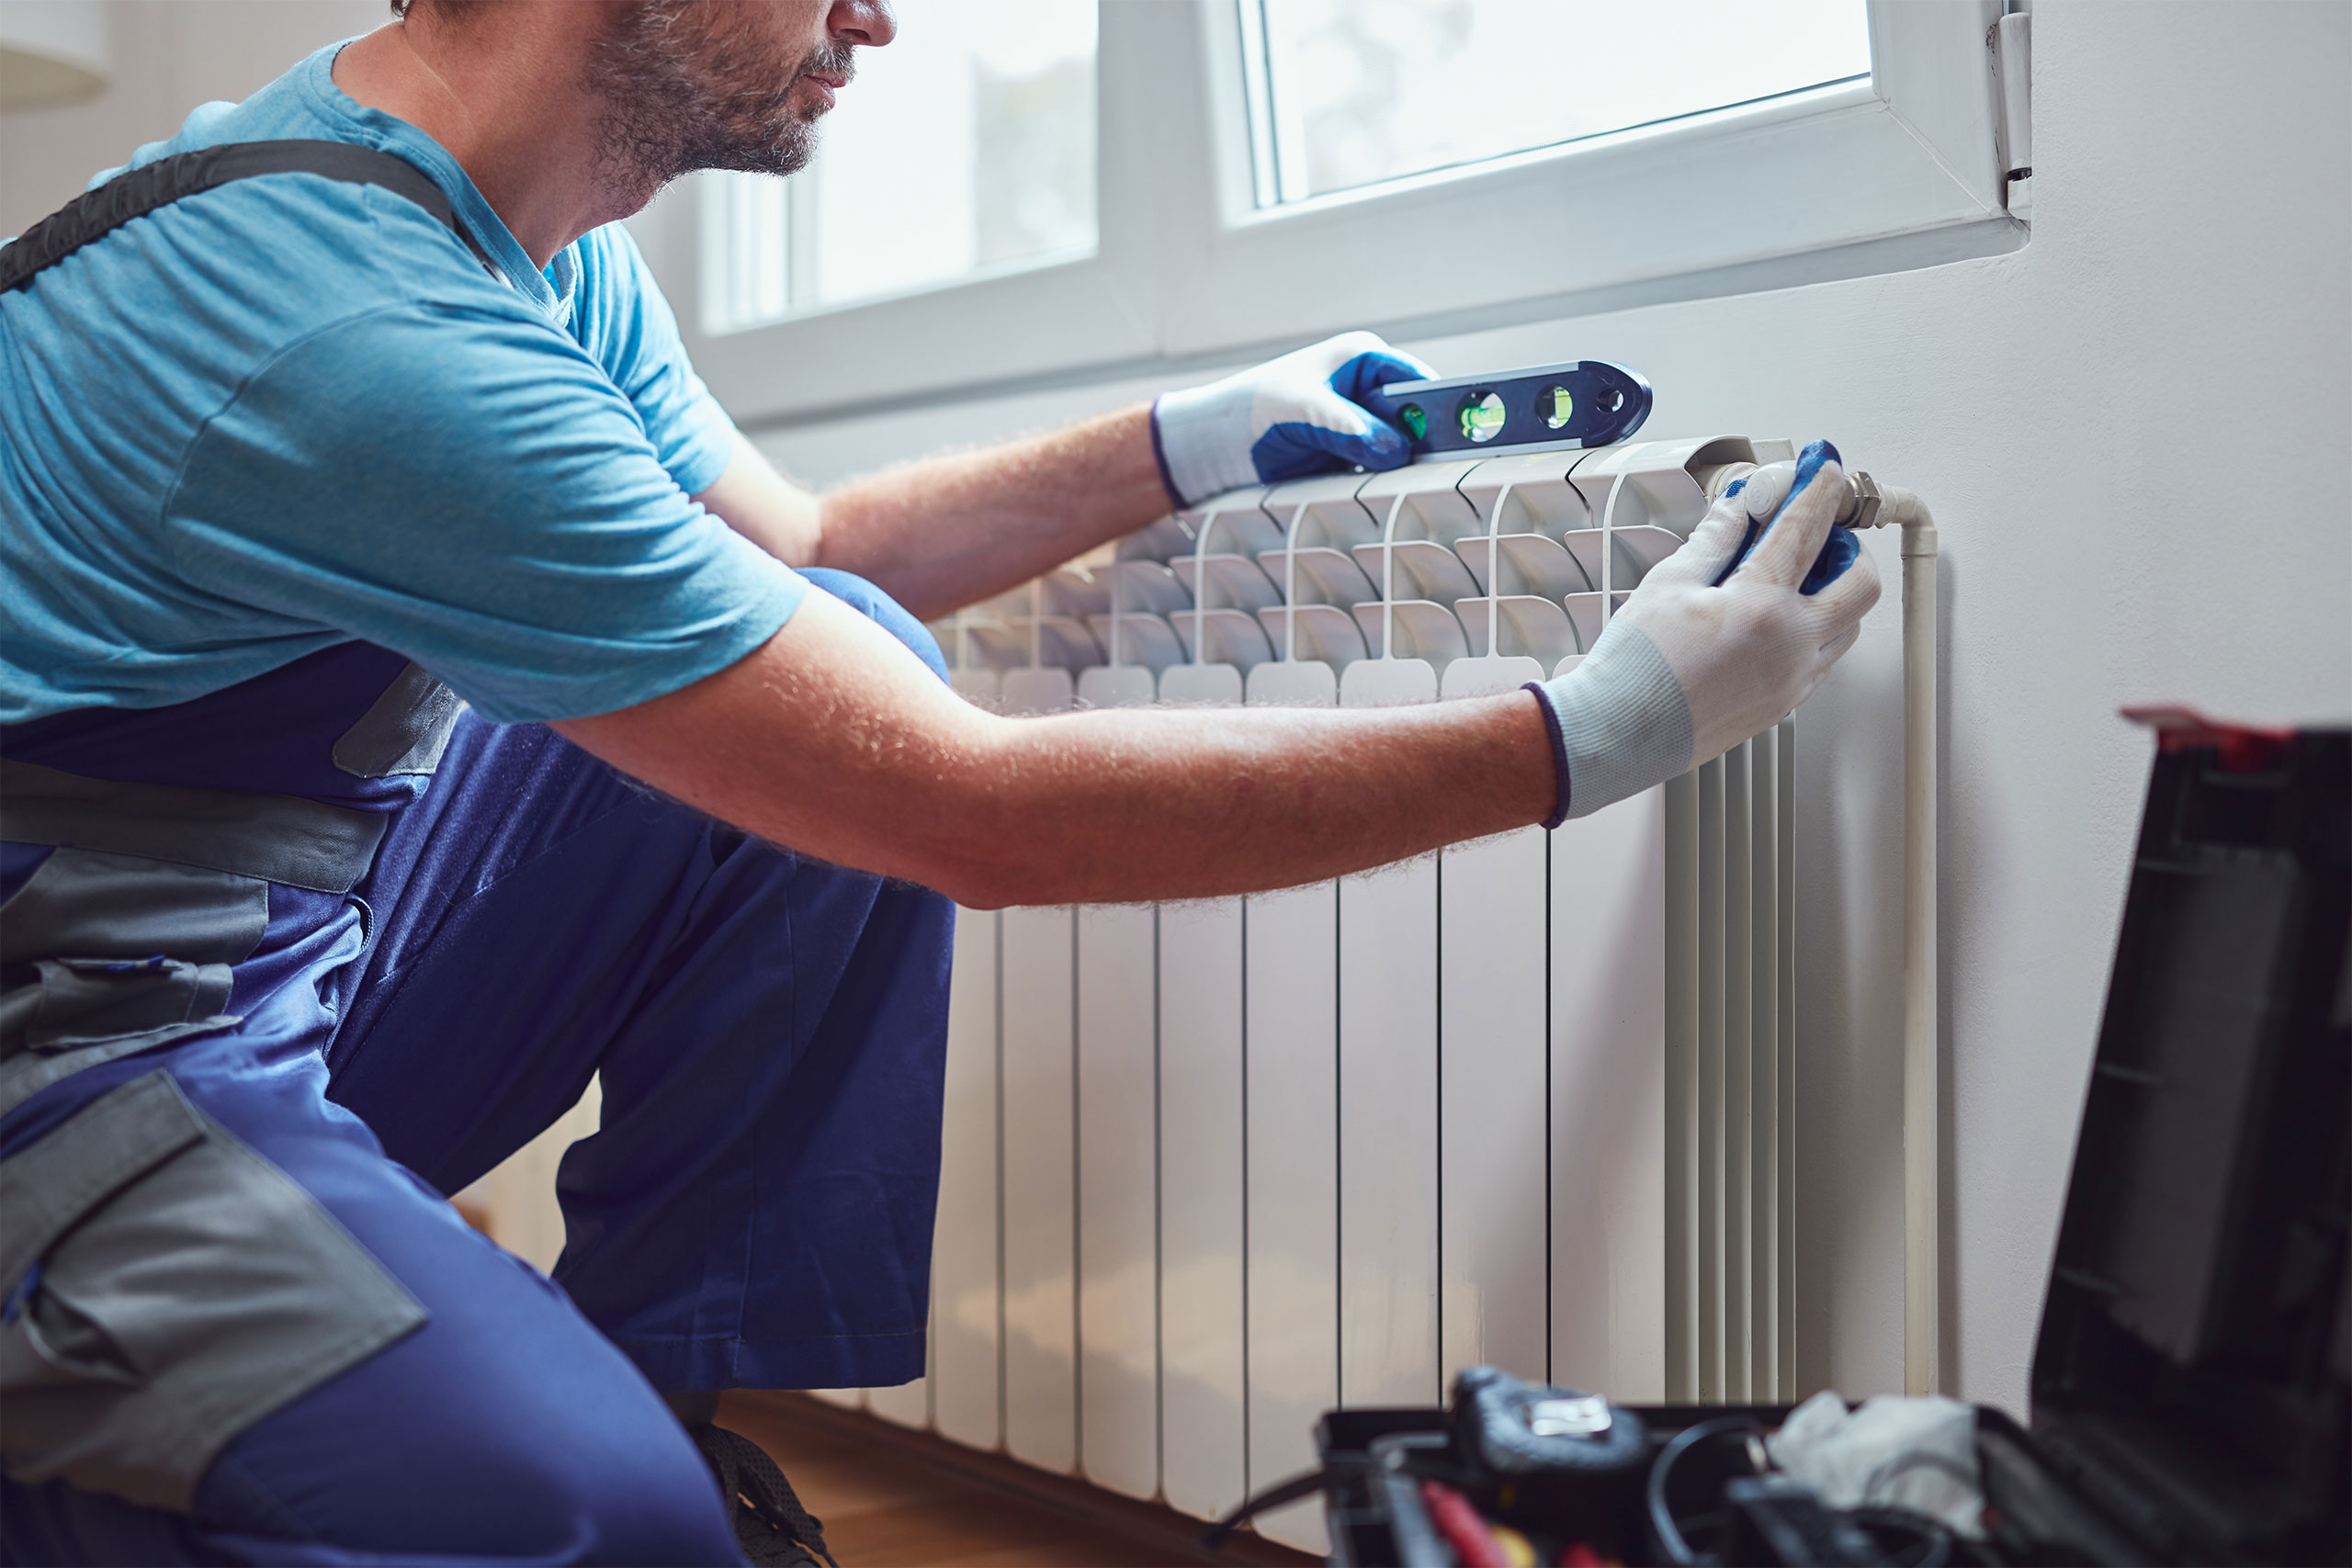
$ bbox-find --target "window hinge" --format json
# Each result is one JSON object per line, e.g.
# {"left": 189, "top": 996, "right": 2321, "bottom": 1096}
{"left": 1990, "top": 9, "right": 2033, "bottom": 211}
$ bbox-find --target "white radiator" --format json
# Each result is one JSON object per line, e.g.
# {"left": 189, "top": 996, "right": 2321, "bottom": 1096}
{"left": 833, "top": 436, "right": 1803, "bottom": 1553}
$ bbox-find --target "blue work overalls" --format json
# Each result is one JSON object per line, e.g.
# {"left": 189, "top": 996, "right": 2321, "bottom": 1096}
{"left": 0, "top": 574, "right": 956, "bottom": 1565}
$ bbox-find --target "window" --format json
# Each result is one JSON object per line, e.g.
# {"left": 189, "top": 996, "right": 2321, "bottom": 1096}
{"left": 700, "top": 0, "right": 1096, "bottom": 333}
{"left": 1240, "top": 0, "right": 1872, "bottom": 206}
{"left": 667, "top": 1, "right": 2018, "bottom": 428}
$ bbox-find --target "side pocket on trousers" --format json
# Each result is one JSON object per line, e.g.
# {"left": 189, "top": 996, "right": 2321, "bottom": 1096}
{"left": 0, "top": 1072, "right": 429, "bottom": 1513}
{"left": 19, "top": 955, "right": 233, "bottom": 1049}
{"left": 0, "top": 848, "right": 267, "bottom": 1114}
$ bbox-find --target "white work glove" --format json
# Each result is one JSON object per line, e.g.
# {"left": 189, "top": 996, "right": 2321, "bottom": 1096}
{"left": 1527, "top": 439, "right": 1881, "bottom": 824}
{"left": 1150, "top": 331, "right": 1435, "bottom": 506}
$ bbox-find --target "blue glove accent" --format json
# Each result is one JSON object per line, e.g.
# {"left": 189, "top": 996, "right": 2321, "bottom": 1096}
{"left": 1711, "top": 439, "right": 1861, "bottom": 594}
{"left": 1248, "top": 416, "right": 1409, "bottom": 483}
{"left": 1791, "top": 435, "right": 1840, "bottom": 492}
{"left": 1717, "top": 476, "right": 1763, "bottom": 584}
{"left": 1800, "top": 526, "right": 1861, "bottom": 596}
{"left": 1244, "top": 349, "right": 1428, "bottom": 482}
{"left": 1328, "top": 349, "right": 1431, "bottom": 409}
{"left": 1523, "top": 680, "right": 1574, "bottom": 829}
{"left": 1153, "top": 333, "right": 1437, "bottom": 505}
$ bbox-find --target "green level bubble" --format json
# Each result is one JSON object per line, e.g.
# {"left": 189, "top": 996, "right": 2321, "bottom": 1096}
{"left": 1459, "top": 390, "right": 1506, "bottom": 443}
{"left": 1537, "top": 385, "right": 1574, "bottom": 429}
{"left": 1396, "top": 402, "right": 1428, "bottom": 440}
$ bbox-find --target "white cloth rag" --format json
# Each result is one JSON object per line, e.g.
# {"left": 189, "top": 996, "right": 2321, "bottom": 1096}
{"left": 1766, "top": 1390, "right": 1985, "bottom": 1540}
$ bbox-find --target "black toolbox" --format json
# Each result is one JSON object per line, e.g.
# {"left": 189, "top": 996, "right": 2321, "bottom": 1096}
{"left": 1314, "top": 717, "right": 2348, "bottom": 1566}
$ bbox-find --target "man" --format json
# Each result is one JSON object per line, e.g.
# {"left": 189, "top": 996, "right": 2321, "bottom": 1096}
{"left": 0, "top": 0, "right": 1875, "bottom": 1561}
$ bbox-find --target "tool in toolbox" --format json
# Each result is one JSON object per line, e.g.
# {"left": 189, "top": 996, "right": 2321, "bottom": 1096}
{"left": 1210, "top": 714, "right": 2347, "bottom": 1566}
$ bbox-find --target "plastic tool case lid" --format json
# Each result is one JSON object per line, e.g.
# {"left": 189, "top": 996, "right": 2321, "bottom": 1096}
{"left": 2028, "top": 716, "right": 2349, "bottom": 1564}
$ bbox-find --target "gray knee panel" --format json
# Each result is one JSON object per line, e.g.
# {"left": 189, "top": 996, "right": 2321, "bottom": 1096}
{"left": 0, "top": 1073, "right": 428, "bottom": 1513}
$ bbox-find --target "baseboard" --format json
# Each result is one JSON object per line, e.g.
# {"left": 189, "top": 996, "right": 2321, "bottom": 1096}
{"left": 725, "top": 1392, "right": 1318, "bottom": 1566}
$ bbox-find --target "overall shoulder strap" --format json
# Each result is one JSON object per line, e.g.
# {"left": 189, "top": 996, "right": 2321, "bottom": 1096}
{"left": 0, "top": 139, "right": 494, "bottom": 294}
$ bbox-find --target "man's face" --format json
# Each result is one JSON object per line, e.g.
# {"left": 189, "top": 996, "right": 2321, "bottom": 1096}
{"left": 586, "top": 0, "right": 887, "bottom": 190}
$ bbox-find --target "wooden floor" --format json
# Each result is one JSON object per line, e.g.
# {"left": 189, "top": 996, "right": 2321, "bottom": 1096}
{"left": 718, "top": 1393, "right": 1318, "bottom": 1568}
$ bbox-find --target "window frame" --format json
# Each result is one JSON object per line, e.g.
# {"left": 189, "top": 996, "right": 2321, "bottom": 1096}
{"left": 652, "top": 0, "right": 2016, "bottom": 431}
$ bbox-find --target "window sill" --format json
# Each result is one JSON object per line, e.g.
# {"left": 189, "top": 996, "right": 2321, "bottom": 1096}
{"left": 647, "top": 0, "right": 2021, "bottom": 432}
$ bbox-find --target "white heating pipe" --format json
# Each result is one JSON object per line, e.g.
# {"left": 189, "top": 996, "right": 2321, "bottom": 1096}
{"left": 1849, "top": 478, "right": 1941, "bottom": 1396}
{"left": 1700, "top": 463, "right": 1944, "bottom": 1395}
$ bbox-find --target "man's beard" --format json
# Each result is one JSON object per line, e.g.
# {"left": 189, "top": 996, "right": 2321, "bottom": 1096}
{"left": 585, "top": 1, "right": 852, "bottom": 200}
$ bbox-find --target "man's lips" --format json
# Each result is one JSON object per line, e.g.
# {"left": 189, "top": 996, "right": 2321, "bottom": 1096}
{"left": 801, "top": 73, "right": 845, "bottom": 110}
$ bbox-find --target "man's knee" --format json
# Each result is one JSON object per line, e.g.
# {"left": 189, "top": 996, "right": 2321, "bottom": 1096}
{"left": 2, "top": 1414, "right": 738, "bottom": 1566}
{"left": 453, "top": 1424, "right": 740, "bottom": 1566}
{"left": 798, "top": 567, "right": 947, "bottom": 682}
{"left": 199, "top": 1404, "right": 740, "bottom": 1565}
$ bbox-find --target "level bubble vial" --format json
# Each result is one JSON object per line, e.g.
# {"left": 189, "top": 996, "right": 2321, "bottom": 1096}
{"left": 1396, "top": 402, "right": 1427, "bottom": 440}
{"left": 1458, "top": 390, "right": 1506, "bottom": 443}
{"left": 1537, "top": 385, "right": 1574, "bottom": 429}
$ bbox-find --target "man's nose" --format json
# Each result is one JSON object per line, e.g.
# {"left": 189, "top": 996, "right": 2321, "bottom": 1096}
{"left": 829, "top": 0, "right": 896, "bottom": 49}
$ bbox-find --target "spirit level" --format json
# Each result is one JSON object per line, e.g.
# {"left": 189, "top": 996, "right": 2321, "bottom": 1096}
{"left": 1364, "top": 359, "right": 1652, "bottom": 461}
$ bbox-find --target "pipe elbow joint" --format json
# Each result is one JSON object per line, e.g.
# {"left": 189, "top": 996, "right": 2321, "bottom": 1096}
{"left": 1838, "top": 472, "right": 1938, "bottom": 558}
{"left": 1877, "top": 484, "right": 1939, "bottom": 558}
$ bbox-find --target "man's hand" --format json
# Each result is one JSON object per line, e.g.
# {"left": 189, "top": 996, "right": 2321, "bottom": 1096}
{"left": 695, "top": 330, "right": 1439, "bottom": 621}
{"left": 1151, "top": 331, "right": 1435, "bottom": 507}
{"left": 1529, "top": 439, "right": 1881, "bottom": 823}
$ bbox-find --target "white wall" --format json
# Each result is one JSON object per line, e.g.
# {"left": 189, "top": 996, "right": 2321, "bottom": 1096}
{"left": 729, "top": 4, "right": 2352, "bottom": 1416}
{"left": 8, "top": 0, "right": 2345, "bottom": 1421}
{"left": 2, "top": 0, "right": 384, "bottom": 237}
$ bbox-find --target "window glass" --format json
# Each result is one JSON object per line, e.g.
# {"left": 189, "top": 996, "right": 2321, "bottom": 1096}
{"left": 702, "top": 0, "right": 1095, "bottom": 333}
{"left": 1243, "top": 0, "right": 1872, "bottom": 206}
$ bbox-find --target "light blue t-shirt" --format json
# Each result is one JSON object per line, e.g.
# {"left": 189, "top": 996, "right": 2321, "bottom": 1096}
{"left": 0, "top": 41, "right": 807, "bottom": 727}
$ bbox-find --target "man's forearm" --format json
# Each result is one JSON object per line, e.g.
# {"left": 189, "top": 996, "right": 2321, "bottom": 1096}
{"left": 700, "top": 333, "right": 1434, "bottom": 621}
{"left": 809, "top": 404, "right": 1170, "bottom": 622}
{"left": 554, "top": 590, "right": 1555, "bottom": 908}
{"left": 574, "top": 450, "right": 1881, "bottom": 910}
{"left": 931, "top": 692, "right": 1555, "bottom": 906}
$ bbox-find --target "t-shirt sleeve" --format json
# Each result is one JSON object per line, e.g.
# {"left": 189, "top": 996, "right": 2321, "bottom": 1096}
{"left": 162, "top": 300, "right": 805, "bottom": 724}
{"left": 571, "top": 223, "right": 739, "bottom": 499}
